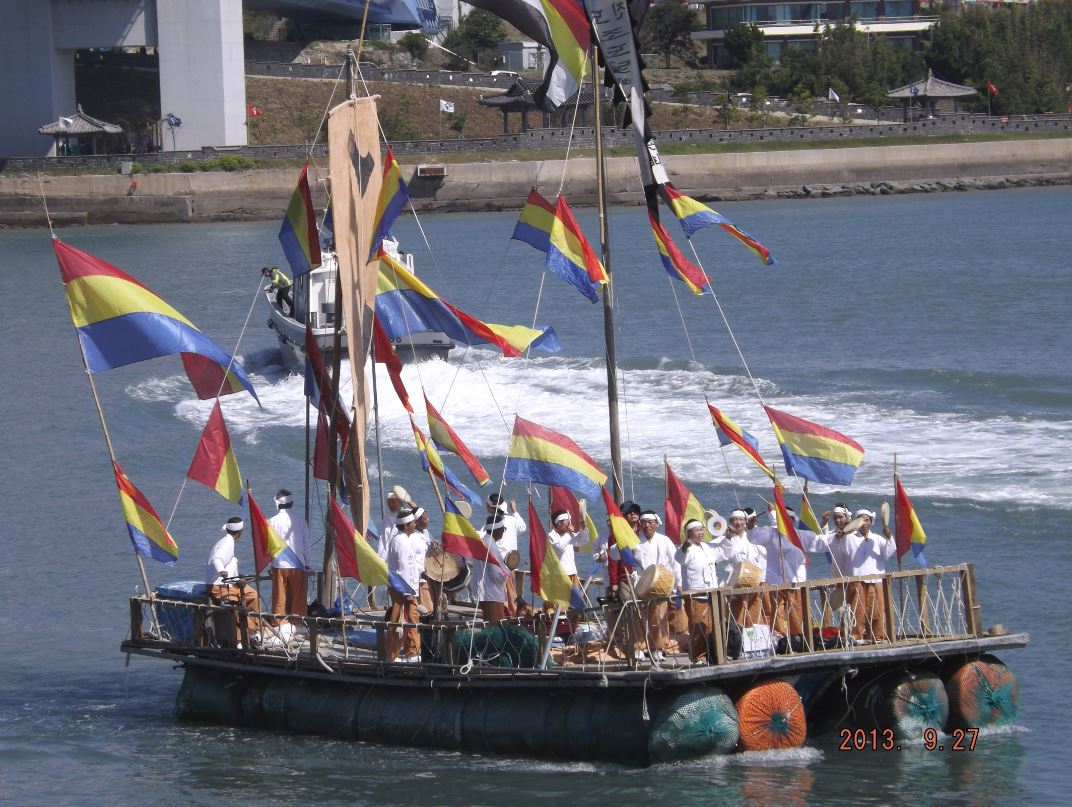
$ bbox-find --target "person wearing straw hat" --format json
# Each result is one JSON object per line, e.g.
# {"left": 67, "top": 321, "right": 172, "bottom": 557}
{"left": 837, "top": 508, "right": 897, "bottom": 642}
{"left": 635, "top": 510, "right": 680, "bottom": 661}
{"left": 377, "top": 485, "right": 413, "bottom": 560}
{"left": 268, "top": 489, "right": 310, "bottom": 622}
{"left": 485, "top": 492, "right": 526, "bottom": 554}
{"left": 206, "top": 517, "right": 262, "bottom": 647}
{"left": 675, "top": 519, "right": 728, "bottom": 663}
{"left": 385, "top": 507, "right": 426, "bottom": 662}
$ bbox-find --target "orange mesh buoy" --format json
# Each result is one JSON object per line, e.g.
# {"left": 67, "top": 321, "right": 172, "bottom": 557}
{"left": 946, "top": 655, "right": 1020, "bottom": 730}
{"left": 734, "top": 680, "right": 807, "bottom": 751}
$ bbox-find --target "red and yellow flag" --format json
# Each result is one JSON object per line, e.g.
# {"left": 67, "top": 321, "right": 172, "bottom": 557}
{"left": 248, "top": 490, "right": 286, "bottom": 574}
{"left": 186, "top": 400, "right": 244, "bottom": 504}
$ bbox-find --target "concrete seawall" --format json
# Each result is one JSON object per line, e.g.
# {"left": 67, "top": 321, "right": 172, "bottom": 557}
{"left": 3, "top": 138, "right": 1069, "bottom": 227}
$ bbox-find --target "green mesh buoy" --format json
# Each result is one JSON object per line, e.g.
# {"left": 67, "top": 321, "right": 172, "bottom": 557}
{"left": 876, "top": 670, "right": 949, "bottom": 739}
{"left": 946, "top": 655, "right": 1020, "bottom": 730}
{"left": 649, "top": 687, "right": 739, "bottom": 761}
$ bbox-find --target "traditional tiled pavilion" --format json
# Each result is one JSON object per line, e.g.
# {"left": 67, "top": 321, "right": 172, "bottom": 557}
{"left": 39, "top": 106, "right": 123, "bottom": 156}
{"left": 479, "top": 77, "right": 597, "bottom": 133}
{"left": 888, "top": 69, "right": 977, "bottom": 122}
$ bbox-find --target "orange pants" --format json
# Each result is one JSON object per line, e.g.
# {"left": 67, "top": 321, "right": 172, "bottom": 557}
{"left": 270, "top": 567, "right": 308, "bottom": 620}
{"left": 684, "top": 597, "right": 713, "bottom": 662}
{"left": 731, "top": 590, "right": 767, "bottom": 628}
{"left": 769, "top": 589, "right": 805, "bottom": 637}
{"left": 638, "top": 599, "right": 669, "bottom": 652}
{"left": 848, "top": 581, "right": 887, "bottom": 641}
{"left": 386, "top": 588, "right": 421, "bottom": 660}
{"left": 480, "top": 601, "right": 506, "bottom": 624}
{"left": 210, "top": 583, "right": 261, "bottom": 641}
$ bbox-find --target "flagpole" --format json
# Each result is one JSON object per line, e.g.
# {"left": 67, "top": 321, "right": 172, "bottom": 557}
{"left": 75, "top": 338, "right": 161, "bottom": 637}
{"left": 592, "top": 48, "right": 624, "bottom": 503}
{"left": 893, "top": 453, "right": 903, "bottom": 625}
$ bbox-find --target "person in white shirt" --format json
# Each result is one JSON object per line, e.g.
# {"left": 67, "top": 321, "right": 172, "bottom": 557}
{"left": 547, "top": 509, "right": 589, "bottom": 584}
{"left": 484, "top": 493, "right": 527, "bottom": 554}
{"left": 750, "top": 504, "right": 812, "bottom": 637}
{"left": 634, "top": 511, "right": 680, "bottom": 661}
{"left": 268, "top": 489, "right": 310, "bottom": 621}
{"left": 817, "top": 503, "right": 853, "bottom": 578}
{"left": 674, "top": 520, "right": 727, "bottom": 663}
{"left": 714, "top": 509, "right": 767, "bottom": 629}
{"left": 385, "top": 508, "right": 428, "bottom": 662}
{"left": 411, "top": 506, "right": 437, "bottom": 614}
{"left": 835, "top": 509, "right": 897, "bottom": 642}
{"left": 377, "top": 485, "right": 413, "bottom": 560}
{"left": 474, "top": 519, "right": 511, "bottom": 624}
{"left": 205, "top": 517, "right": 262, "bottom": 646}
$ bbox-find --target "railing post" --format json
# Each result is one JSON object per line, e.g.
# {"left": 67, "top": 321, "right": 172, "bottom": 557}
{"left": 801, "top": 583, "right": 814, "bottom": 653}
{"left": 961, "top": 563, "right": 983, "bottom": 636}
{"left": 915, "top": 572, "right": 932, "bottom": 637}
{"left": 883, "top": 574, "right": 898, "bottom": 645}
{"left": 710, "top": 590, "right": 727, "bottom": 666}
{"left": 130, "top": 597, "right": 144, "bottom": 641}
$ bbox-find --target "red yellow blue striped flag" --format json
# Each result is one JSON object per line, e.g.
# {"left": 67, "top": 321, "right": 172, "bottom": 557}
{"left": 649, "top": 211, "right": 712, "bottom": 295}
{"left": 894, "top": 475, "right": 929, "bottom": 565}
{"left": 601, "top": 486, "right": 641, "bottom": 568}
{"left": 186, "top": 400, "right": 244, "bottom": 504}
{"left": 528, "top": 500, "right": 585, "bottom": 609}
{"left": 278, "top": 161, "right": 322, "bottom": 276}
{"left": 707, "top": 403, "right": 775, "bottom": 479}
{"left": 660, "top": 184, "right": 777, "bottom": 265}
{"left": 367, "top": 147, "right": 410, "bottom": 260}
{"left": 512, "top": 188, "right": 555, "bottom": 253}
{"left": 545, "top": 194, "right": 608, "bottom": 303}
{"left": 425, "top": 394, "right": 490, "bottom": 487}
{"left": 113, "top": 461, "right": 178, "bottom": 565}
{"left": 505, "top": 415, "right": 607, "bottom": 500}
{"left": 410, "top": 418, "right": 481, "bottom": 506}
{"left": 54, "top": 239, "right": 258, "bottom": 402}
{"left": 764, "top": 405, "right": 865, "bottom": 487}
{"left": 442, "top": 498, "right": 503, "bottom": 568}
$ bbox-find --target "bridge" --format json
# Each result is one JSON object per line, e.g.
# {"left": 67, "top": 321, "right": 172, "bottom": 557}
{"left": 0, "top": 0, "right": 436, "bottom": 157}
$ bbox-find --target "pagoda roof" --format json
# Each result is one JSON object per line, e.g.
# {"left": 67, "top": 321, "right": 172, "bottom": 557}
{"left": 39, "top": 106, "right": 123, "bottom": 136}
{"left": 888, "top": 69, "right": 977, "bottom": 99}
{"left": 479, "top": 77, "right": 596, "bottom": 110}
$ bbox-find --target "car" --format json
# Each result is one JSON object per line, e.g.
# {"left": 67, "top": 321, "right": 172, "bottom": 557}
{"left": 490, "top": 70, "right": 518, "bottom": 77}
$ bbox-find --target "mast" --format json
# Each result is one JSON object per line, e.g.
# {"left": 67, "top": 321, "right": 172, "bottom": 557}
{"left": 592, "top": 53, "right": 623, "bottom": 502}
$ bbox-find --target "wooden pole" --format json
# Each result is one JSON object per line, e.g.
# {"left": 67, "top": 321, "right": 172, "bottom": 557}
{"left": 592, "top": 50, "right": 623, "bottom": 502}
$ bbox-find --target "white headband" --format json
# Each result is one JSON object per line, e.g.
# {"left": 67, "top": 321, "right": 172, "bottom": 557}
{"left": 639, "top": 513, "right": 658, "bottom": 523}
{"left": 485, "top": 519, "right": 505, "bottom": 532}
{"left": 553, "top": 512, "right": 571, "bottom": 524}
{"left": 855, "top": 509, "right": 875, "bottom": 520}
{"left": 730, "top": 509, "right": 747, "bottom": 520}
{"left": 224, "top": 520, "right": 244, "bottom": 533}
{"left": 833, "top": 506, "right": 850, "bottom": 516}
{"left": 396, "top": 512, "right": 416, "bottom": 526}
{"left": 275, "top": 494, "right": 293, "bottom": 506}
{"left": 684, "top": 519, "right": 704, "bottom": 533}
{"left": 413, "top": 507, "right": 426, "bottom": 520}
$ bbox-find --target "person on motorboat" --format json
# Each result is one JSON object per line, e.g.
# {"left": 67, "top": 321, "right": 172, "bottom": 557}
{"left": 262, "top": 265, "right": 294, "bottom": 316}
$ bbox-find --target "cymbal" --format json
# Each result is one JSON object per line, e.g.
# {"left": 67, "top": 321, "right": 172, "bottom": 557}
{"left": 454, "top": 499, "right": 473, "bottom": 519}
{"left": 841, "top": 515, "right": 867, "bottom": 535}
{"left": 880, "top": 501, "right": 890, "bottom": 529}
{"left": 504, "top": 550, "right": 520, "bottom": 570}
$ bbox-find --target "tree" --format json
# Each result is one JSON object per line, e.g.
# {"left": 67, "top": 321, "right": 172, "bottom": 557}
{"left": 640, "top": 2, "right": 699, "bottom": 69}
{"left": 671, "top": 75, "right": 720, "bottom": 128}
{"left": 442, "top": 8, "right": 506, "bottom": 70}
{"left": 398, "top": 32, "right": 428, "bottom": 63}
{"left": 723, "top": 22, "right": 764, "bottom": 67}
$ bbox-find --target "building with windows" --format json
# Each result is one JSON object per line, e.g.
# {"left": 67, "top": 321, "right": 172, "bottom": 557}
{"left": 694, "top": 1, "right": 958, "bottom": 67}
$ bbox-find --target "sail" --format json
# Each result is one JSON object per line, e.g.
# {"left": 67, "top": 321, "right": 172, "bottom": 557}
{"left": 327, "top": 97, "right": 383, "bottom": 546}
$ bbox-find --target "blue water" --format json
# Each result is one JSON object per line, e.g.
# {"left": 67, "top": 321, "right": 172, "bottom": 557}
{"left": 1, "top": 186, "right": 1069, "bottom": 805}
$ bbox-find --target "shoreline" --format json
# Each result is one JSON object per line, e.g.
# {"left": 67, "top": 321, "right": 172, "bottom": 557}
{"left": 2, "top": 138, "right": 1069, "bottom": 227}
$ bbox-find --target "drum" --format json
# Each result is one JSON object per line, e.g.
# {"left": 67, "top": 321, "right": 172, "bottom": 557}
{"left": 504, "top": 550, "right": 520, "bottom": 570}
{"left": 727, "top": 560, "right": 763, "bottom": 589}
{"left": 635, "top": 564, "right": 675, "bottom": 599}
{"left": 424, "top": 545, "right": 463, "bottom": 583}
{"left": 442, "top": 565, "right": 472, "bottom": 593}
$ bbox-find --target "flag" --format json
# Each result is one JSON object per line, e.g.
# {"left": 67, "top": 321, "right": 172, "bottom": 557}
{"left": 601, "top": 486, "right": 640, "bottom": 567}
{"left": 439, "top": 99, "right": 455, "bottom": 113}
{"left": 465, "top": 0, "right": 589, "bottom": 108}
{"left": 708, "top": 403, "right": 775, "bottom": 479}
{"left": 186, "top": 400, "right": 244, "bottom": 504}
{"left": 550, "top": 485, "right": 598, "bottom": 553}
{"left": 54, "top": 240, "right": 258, "bottom": 402}
{"left": 375, "top": 249, "right": 560, "bottom": 357}
{"left": 312, "top": 406, "right": 331, "bottom": 480}
{"left": 331, "top": 498, "right": 397, "bottom": 588}
{"left": 664, "top": 460, "right": 706, "bottom": 545}
{"left": 545, "top": 194, "right": 608, "bottom": 303}
{"left": 248, "top": 490, "right": 286, "bottom": 575}
{"left": 512, "top": 187, "right": 555, "bottom": 253}
{"left": 894, "top": 475, "right": 929, "bottom": 565}
{"left": 828, "top": 87, "right": 840, "bottom": 102}
{"left": 367, "top": 148, "right": 410, "bottom": 260}
{"left": 278, "top": 162, "right": 322, "bottom": 277}
{"left": 372, "top": 317, "right": 412, "bottom": 413}
{"left": 247, "top": 104, "right": 263, "bottom": 118}
{"left": 773, "top": 484, "right": 808, "bottom": 561}
{"left": 649, "top": 211, "right": 712, "bottom": 295}
{"left": 442, "top": 498, "right": 502, "bottom": 568}
{"left": 764, "top": 405, "right": 864, "bottom": 486}
{"left": 113, "top": 461, "right": 178, "bottom": 565}
{"left": 180, "top": 353, "right": 249, "bottom": 399}
{"left": 505, "top": 415, "right": 607, "bottom": 500}
{"left": 528, "top": 500, "right": 585, "bottom": 609}
{"left": 410, "top": 418, "right": 481, "bottom": 506}
{"left": 304, "top": 325, "right": 351, "bottom": 445}
{"left": 986, "top": 81, "right": 999, "bottom": 97}
{"left": 425, "top": 394, "right": 490, "bottom": 486}
{"left": 799, "top": 490, "right": 822, "bottom": 535}
{"left": 660, "top": 184, "right": 777, "bottom": 265}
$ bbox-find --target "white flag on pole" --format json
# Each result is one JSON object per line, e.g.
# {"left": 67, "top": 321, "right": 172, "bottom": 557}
{"left": 827, "top": 87, "right": 840, "bottom": 103}
{"left": 439, "top": 99, "right": 455, "bottom": 113}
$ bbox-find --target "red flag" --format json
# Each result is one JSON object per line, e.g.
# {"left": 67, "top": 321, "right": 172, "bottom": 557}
{"left": 313, "top": 408, "right": 330, "bottom": 480}
{"left": 247, "top": 104, "right": 263, "bottom": 118}
{"left": 180, "top": 352, "right": 246, "bottom": 399}
{"left": 186, "top": 400, "right": 244, "bottom": 504}
{"left": 663, "top": 460, "right": 704, "bottom": 545}
{"left": 986, "top": 81, "right": 999, "bottom": 96}
{"left": 332, "top": 499, "right": 358, "bottom": 579}
{"left": 248, "top": 490, "right": 285, "bottom": 574}
{"left": 372, "top": 318, "right": 412, "bottom": 412}
{"left": 773, "top": 485, "right": 807, "bottom": 561}
{"left": 528, "top": 500, "right": 548, "bottom": 597}
{"left": 550, "top": 485, "right": 581, "bottom": 527}
{"left": 305, "top": 325, "right": 350, "bottom": 445}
